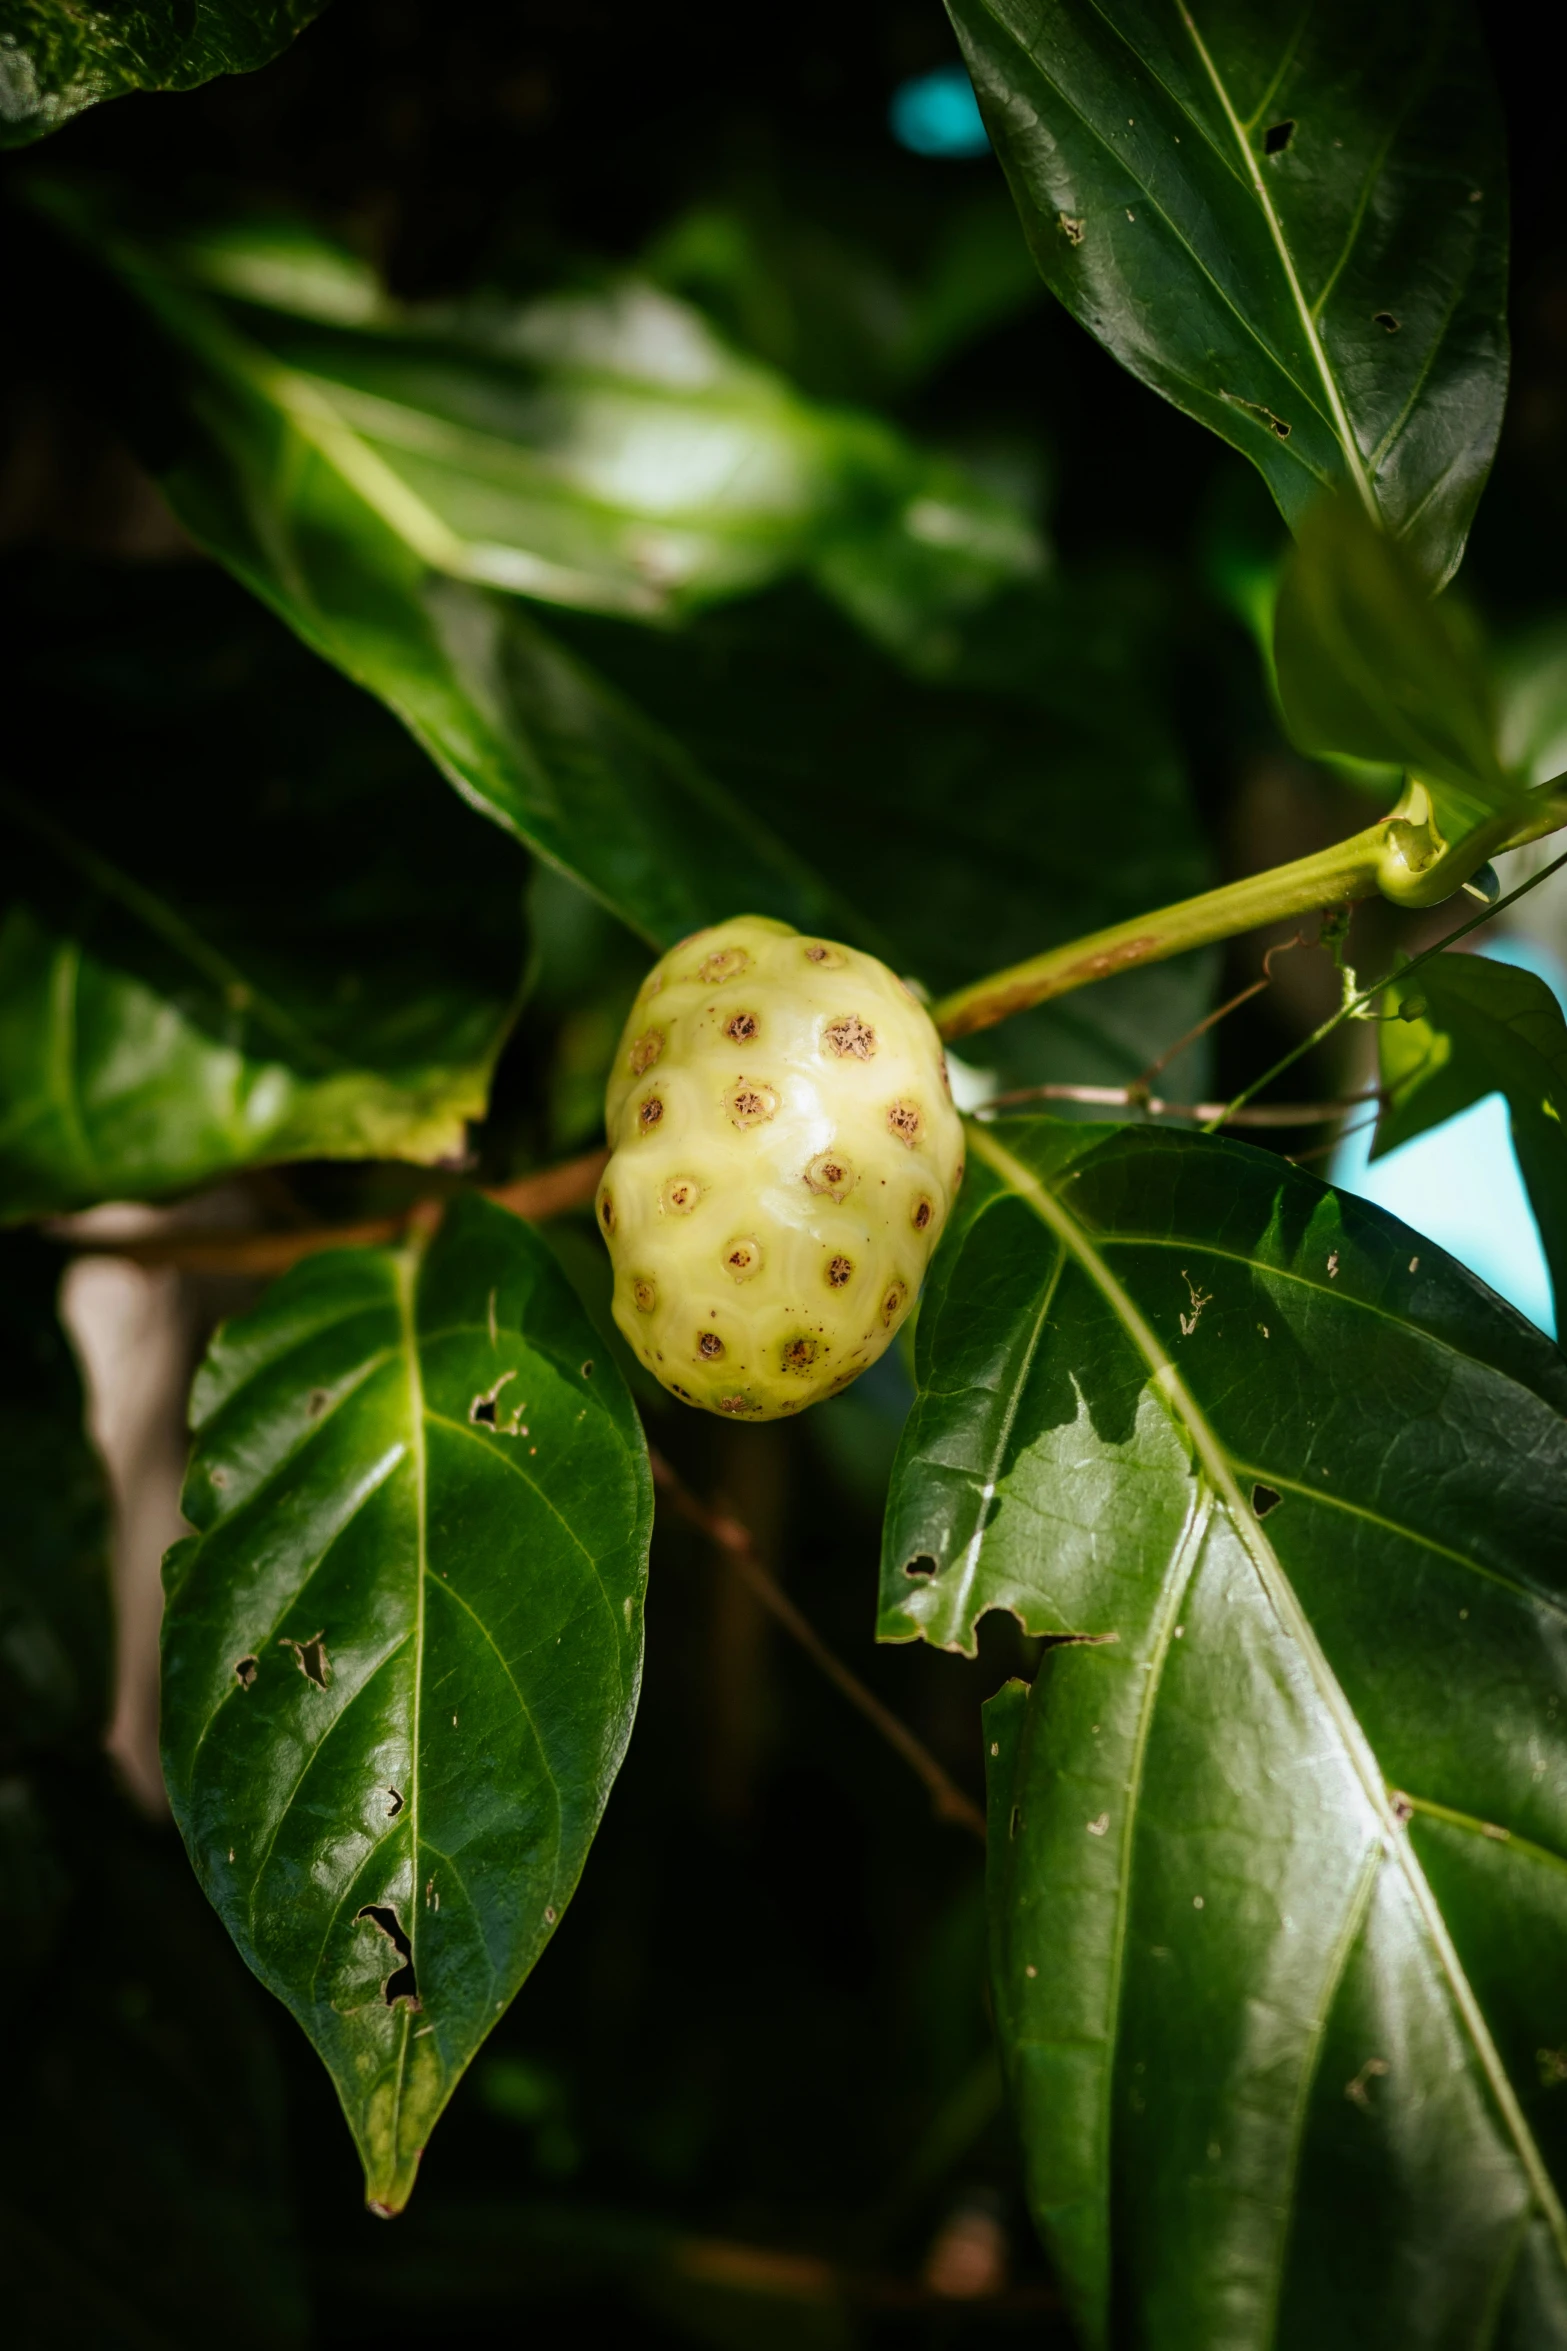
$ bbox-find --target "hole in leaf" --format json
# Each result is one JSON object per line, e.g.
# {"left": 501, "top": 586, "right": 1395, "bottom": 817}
{"left": 280, "top": 1631, "right": 331, "bottom": 1688}
{"left": 1251, "top": 1483, "right": 1283, "bottom": 1520}
{"left": 234, "top": 1655, "right": 258, "bottom": 1688}
{"left": 356, "top": 1904, "right": 420, "bottom": 2009}
{"left": 904, "top": 1556, "right": 938, "bottom": 1580}
{"left": 472, "top": 1397, "right": 497, "bottom": 1425}
{"left": 1373, "top": 310, "right": 1401, "bottom": 332}
{"left": 1263, "top": 119, "right": 1295, "bottom": 153}
{"left": 385, "top": 1787, "right": 404, "bottom": 1816}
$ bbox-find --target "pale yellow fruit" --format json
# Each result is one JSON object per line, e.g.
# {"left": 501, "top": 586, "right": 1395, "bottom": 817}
{"left": 596, "top": 915, "right": 965, "bottom": 1419}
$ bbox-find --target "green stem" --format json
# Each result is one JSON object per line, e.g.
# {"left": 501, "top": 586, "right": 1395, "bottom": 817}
{"left": 933, "top": 780, "right": 1567, "bottom": 1045}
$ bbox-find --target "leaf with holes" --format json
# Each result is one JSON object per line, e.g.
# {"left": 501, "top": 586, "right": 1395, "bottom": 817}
{"left": 0, "top": 0, "right": 330, "bottom": 150}
{"left": 1378, "top": 952, "right": 1567, "bottom": 1327}
{"left": 883, "top": 1116, "right": 1567, "bottom": 2347}
{"left": 949, "top": 0, "right": 1508, "bottom": 585}
{"left": 0, "top": 560, "right": 526, "bottom": 1218}
{"left": 160, "top": 1195, "right": 650, "bottom": 2213}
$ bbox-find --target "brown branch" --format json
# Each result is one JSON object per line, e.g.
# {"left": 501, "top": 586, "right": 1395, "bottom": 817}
{"left": 979, "top": 1083, "right": 1384, "bottom": 1129}
{"left": 649, "top": 1448, "right": 987, "bottom": 1843}
{"left": 52, "top": 1146, "right": 611, "bottom": 1272}
{"left": 1131, "top": 929, "right": 1314, "bottom": 1094}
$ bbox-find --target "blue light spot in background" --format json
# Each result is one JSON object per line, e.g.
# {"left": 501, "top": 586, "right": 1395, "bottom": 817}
{"left": 1331, "top": 937, "right": 1566, "bottom": 1337}
{"left": 889, "top": 64, "right": 990, "bottom": 158}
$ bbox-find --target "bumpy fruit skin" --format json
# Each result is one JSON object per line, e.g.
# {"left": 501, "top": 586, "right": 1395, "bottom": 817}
{"left": 596, "top": 915, "right": 965, "bottom": 1420}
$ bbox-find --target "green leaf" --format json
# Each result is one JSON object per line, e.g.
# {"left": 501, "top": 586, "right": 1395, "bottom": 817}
{"left": 0, "top": 560, "right": 527, "bottom": 1217}
{"left": 949, "top": 0, "right": 1509, "bottom": 585}
{"left": 1379, "top": 952, "right": 1567, "bottom": 1326}
{"left": 551, "top": 574, "right": 1217, "bottom": 1095}
{"left": 883, "top": 1116, "right": 1567, "bottom": 2344}
{"left": 0, "top": 0, "right": 329, "bottom": 150}
{"left": 0, "top": 1235, "right": 109, "bottom": 1754}
{"left": 28, "top": 189, "right": 1036, "bottom": 944}
{"left": 160, "top": 1195, "right": 651, "bottom": 2213}
{"left": 1272, "top": 498, "right": 1512, "bottom": 841}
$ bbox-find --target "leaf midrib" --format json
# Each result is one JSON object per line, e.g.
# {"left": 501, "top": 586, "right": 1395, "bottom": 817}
{"left": 967, "top": 1123, "right": 1567, "bottom": 2268}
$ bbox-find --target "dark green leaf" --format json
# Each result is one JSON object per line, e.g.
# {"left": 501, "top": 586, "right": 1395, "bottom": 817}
{"left": 1273, "top": 498, "right": 1513, "bottom": 844}
{"left": 161, "top": 1196, "right": 651, "bottom": 2212}
{"left": 551, "top": 575, "right": 1217, "bottom": 1095}
{"left": 949, "top": 0, "right": 1508, "bottom": 584}
{"left": 0, "top": 1235, "right": 109, "bottom": 1754}
{"left": 0, "top": 0, "right": 328, "bottom": 150}
{"left": 884, "top": 1116, "right": 1567, "bottom": 2345}
{"left": 1378, "top": 951, "right": 1567, "bottom": 1325}
{"left": 30, "top": 190, "right": 1038, "bottom": 944}
{"left": 0, "top": 560, "right": 527, "bottom": 1217}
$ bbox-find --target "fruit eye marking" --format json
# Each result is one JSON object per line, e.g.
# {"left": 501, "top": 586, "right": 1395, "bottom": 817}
{"left": 823, "top": 1014, "right": 877, "bottom": 1060}
{"left": 724, "top": 1238, "right": 762, "bottom": 1279}
{"left": 629, "top": 1030, "right": 664, "bottom": 1075}
{"left": 632, "top": 1278, "right": 657, "bottom": 1312}
{"left": 699, "top": 946, "right": 750, "bottom": 984}
{"left": 663, "top": 1177, "right": 701, "bottom": 1213}
{"left": 718, "top": 1393, "right": 760, "bottom": 1415}
{"left": 804, "top": 1151, "right": 856, "bottom": 1201}
{"left": 912, "top": 1197, "right": 933, "bottom": 1231}
{"left": 887, "top": 1100, "right": 923, "bottom": 1147}
{"left": 881, "top": 1282, "right": 908, "bottom": 1326}
{"left": 727, "top": 1079, "right": 778, "bottom": 1127}
{"left": 725, "top": 1010, "right": 760, "bottom": 1043}
{"left": 599, "top": 1192, "right": 615, "bottom": 1231}
{"left": 698, "top": 1331, "right": 725, "bottom": 1359}
{"left": 803, "top": 943, "right": 845, "bottom": 968}
{"left": 826, "top": 1255, "right": 853, "bottom": 1288}
{"left": 782, "top": 1337, "right": 819, "bottom": 1373}
{"left": 637, "top": 1094, "right": 664, "bottom": 1132}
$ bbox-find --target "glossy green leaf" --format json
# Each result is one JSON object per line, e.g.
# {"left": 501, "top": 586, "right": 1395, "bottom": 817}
{"left": 883, "top": 1115, "right": 1567, "bottom": 2346}
{"left": 1273, "top": 498, "right": 1513, "bottom": 843}
{"left": 29, "top": 189, "right": 1038, "bottom": 944}
{"left": 949, "top": 0, "right": 1509, "bottom": 585}
{"left": 1378, "top": 952, "right": 1567, "bottom": 1325}
{"left": 160, "top": 1195, "right": 651, "bottom": 2212}
{"left": 0, "top": 1235, "right": 109, "bottom": 1755}
{"left": 0, "top": 0, "right": 328, "bottom": 149}
{"left": 0, "top": 560, "right": 526, "bottom": 1217}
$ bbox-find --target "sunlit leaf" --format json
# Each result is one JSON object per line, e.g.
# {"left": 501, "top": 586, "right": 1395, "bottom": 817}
{"left": 0, "top": 0, "right": 329, "bottom": 149}
{"left": 949, "top": 0, "right": 1508, "bottom": 585}
{"left": 883, "top": 1116, "right": 1567, "bottom": 2344}
{"left": 1379, "top": 952, "right": 1567, "bottom": 1327}
{"left": 161, "top": 1196, "right": 651, "bottom": 2212}
{"left": 0, "top": 560, "right": 527, "bottom": 1217}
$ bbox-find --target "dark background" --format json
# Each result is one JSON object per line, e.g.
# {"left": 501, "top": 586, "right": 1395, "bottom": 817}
{"left": 1, "top": 3, "right": 1559, "bottom": 2342}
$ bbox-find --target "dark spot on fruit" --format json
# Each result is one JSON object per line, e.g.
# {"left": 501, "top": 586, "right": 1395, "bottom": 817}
{"left": 826, "top": 1255, "right": 853, "bottom": 1288}
{"left": 824, "top": 1013, "right": 877, "bottom": 1060}
{"left": 912, "top": 1197, "right": 933, "bottom": 1231}
{"left": 804, "top": 1151, "right": 856, "bottom": 1201}
{"left": 700, "top": 946, "right": 749, "bottom": 984}
{"left": 664, "top": 1176, "right": 700, "bottom": 1213}
{"left": 600, "top": 1192, "right": 615, "bottom": 1230}
{"left": 887, "top": 1100, "right": 923, "bottom": 1147}
{"left": 719, "top": 1393, "right": 760, "bottom": 1415}
{"left": 698, "top": 1331, "right": 725, "bottom": 1359}
{"left": 804, "top": 942, "right": 845, "bottom": 968}
{"left": 725, "top": 1239, "right": 762, "bottom": 1279}
{"left": 725, "top": 1010, "right": 759, "bottom": 1043}
{"left": 629, "top": 1030, "right": 663, "bottom": 1076}
{"left": 727, "top": 1079, "right": 778, "bottom": 1127}
{"left": 638, "top": 1095, "right": 664, "bottom": 1132}
{"left": 882, "top": 1282, "right": 908, "bottom": 1327}
{"left": 671, "top": 1384, "right": 693, "bottom": 1401}
{"left": 632, "top": 1278, "right": 657, "bottom": 1312}
{"left": 782, "top": 1337, "right": 819, "bottom": 1374}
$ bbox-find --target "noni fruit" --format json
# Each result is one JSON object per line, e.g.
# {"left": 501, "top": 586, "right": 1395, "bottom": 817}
{"left": 596, "top": 915, "right": 965, "bottom": 1419}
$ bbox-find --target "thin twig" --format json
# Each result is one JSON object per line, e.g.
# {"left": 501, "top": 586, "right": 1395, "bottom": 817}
{"left": 48, "top": 1147, "right": 611, "bottom": 1272}
{"left": 1132, "top": 929, "right": 1313, "bottom": 1094}
{"left": 977, "top": 1082, "right": 1384, "bottom": 1128}
{"left": 1204, "top": 845, "right": 1567, "bottom": 1134}
{"left": 649, "top": 1448, "right": 987, "bottom": 1843}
